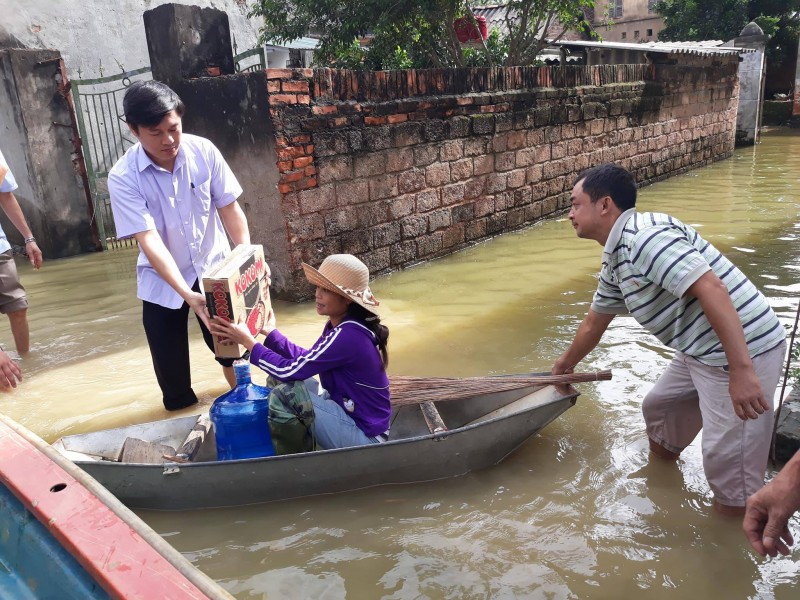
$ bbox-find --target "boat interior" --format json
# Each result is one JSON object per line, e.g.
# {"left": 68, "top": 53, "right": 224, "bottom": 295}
{"left": 52, "top": 384, "right": 574, "bottom": 465}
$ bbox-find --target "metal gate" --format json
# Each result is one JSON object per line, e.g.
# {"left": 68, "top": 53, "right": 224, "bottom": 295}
{"left": 71, "top": 66, "right": 153, "bottom": 250}
{"left": 234, "top": 47, "right": 267, "bottom": 72}
{"left": 71, "top": 49, "right": 266, "bottom": 250}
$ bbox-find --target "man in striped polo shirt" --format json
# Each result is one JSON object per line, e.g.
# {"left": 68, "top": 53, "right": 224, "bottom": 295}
{"left": 553, "top": 163, "right": 786, "bottom": 516}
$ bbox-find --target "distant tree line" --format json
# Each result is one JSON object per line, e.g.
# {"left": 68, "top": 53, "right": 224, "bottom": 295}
{"left": 655, "top": 0, "right": 799, "bottom": 84}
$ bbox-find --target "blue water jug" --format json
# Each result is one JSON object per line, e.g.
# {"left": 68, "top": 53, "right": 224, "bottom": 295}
{"left": 210, "top": 360, "right": 275, "bottom": 460}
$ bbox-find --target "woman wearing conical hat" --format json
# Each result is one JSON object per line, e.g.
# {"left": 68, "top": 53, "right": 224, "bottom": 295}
{"left": 210, "top": 254, "right": 390, "bottom": 451}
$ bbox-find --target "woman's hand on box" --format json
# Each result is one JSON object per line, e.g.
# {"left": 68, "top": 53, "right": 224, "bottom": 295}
{"left": 210, "top": 316, "right": 257, "bottom": 351}
{"left": 261, "top": 309, "right": 276, "bottom": 337}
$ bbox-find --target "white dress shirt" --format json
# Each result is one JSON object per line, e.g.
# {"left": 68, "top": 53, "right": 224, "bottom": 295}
{"left": 0, "top": 149, "right": 18, "bottom": 254}
{"left": 108, "top": 134, "right": 243, "bottom": 308}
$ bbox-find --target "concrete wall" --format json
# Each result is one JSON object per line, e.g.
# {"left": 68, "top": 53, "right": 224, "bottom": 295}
{"left": 145, "top": 3, "right": 237, "bottom": 89}
{"left": 582, "top": 47, "right": 649, "bottom": 66}
{"left": 139, "top": 4, "right": 296, "bottom": 293}
{"left": 734, "top": 49, "right": 766, "bottom": 144}
{"left": 727, "top": 24, "right": 768, "bottom": 145}
{"left": 0, "top": 0, "right": 262, "bottom": 78}
{"left": 176, "top": 72, "right": 294, "bottom": 293}
{"left": 0, "top": 49, "right": 96, "bottom": 257}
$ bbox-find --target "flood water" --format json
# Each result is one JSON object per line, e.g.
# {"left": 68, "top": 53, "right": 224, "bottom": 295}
{"left": 3, "top": 130, "right": 800, "bottom": 598}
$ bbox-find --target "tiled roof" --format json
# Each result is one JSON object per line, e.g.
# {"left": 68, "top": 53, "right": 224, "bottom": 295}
{"left": 472, "top": 4, "right": 519, "bottom": 35}
{"left": 473, "top": 5, "right": 517, "bottom": 27}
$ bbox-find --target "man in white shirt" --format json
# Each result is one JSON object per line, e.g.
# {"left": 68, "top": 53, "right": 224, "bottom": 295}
{"left": 108, "top": 81, "right": 250, "bottom": 410}
{"left": 0, "top": 150, "right": 44, "bottom": 355}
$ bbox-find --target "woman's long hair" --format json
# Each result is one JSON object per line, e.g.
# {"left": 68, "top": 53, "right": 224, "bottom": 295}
{"left": 346, "top": 303, "right": 389, "bottom": 368}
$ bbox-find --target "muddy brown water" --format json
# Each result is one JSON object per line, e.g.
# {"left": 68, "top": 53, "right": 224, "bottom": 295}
{"left": 2, "top": 130, "right": 799, "bottom": 598}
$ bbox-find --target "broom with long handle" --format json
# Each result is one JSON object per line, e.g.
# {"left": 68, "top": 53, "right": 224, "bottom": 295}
{"left": 389, "top": 370, "right": 612, "bottom": 407}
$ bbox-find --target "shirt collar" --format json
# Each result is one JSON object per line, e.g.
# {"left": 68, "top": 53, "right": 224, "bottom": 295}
{"left": 603, "top": 208, "right": 637, "bottom": 258}
{"left": 135, "top": 143, "right": 186, "bottom": 173}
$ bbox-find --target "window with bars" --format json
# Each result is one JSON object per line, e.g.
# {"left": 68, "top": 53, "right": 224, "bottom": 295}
{"left": 608, "top": 0, "right": 624, "bottom": 19}
{"left": 648, "top": 0, "right": 658, "bottom": 13}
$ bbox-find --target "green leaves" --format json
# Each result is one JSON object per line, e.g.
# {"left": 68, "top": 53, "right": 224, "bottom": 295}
{"left": 655, "top": 0, "right": 749, "bottom": 41}
{"left": 653, "top": 0, "right": 800, "bottom": 84}
{"left": 252, "top": 0, "right": 594, "bottom": 68}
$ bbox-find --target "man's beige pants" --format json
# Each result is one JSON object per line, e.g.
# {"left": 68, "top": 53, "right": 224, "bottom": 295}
{"left": 643, "top": 341, "right": 786, "bottom": 507}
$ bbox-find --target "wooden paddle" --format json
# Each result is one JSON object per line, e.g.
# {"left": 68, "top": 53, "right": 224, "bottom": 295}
{"left": 389, "top": 370, "right": 612, "bottom": 407}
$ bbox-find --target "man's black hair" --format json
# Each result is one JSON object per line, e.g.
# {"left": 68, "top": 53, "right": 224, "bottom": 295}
{"left": 123, "top": 80, "right": 185, "bottom": 129}
{"left": 575, "top": 163, "right": 637, "bottom": 211}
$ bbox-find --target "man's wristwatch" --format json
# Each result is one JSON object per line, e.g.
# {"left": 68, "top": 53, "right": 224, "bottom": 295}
{"left": 23, "top": 237, "right": 35, "bottom": 244}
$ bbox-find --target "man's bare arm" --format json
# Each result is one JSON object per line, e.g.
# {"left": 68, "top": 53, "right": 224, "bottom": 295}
{"left": 0, "top": 191, "right": 43, "bottom": 269}
{"left": 134, "top": 230, "right": 210, "bottom": 328}
{"left": 218, "top": 201, "right": 250, "bottom": 246}
{"left": 685, "top": 271, "right": 765, "bottom": 420}
{"left": 553, "top": 309, "right": 616, "bottom": 374}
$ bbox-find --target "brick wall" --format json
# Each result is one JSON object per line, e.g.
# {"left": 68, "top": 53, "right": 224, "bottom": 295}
{"left": 262, "top": 58, "right": 739, "bottom": 298}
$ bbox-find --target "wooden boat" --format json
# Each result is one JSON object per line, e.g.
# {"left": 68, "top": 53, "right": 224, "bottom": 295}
{"left": 52, "top": 381, "right": 580, "bottom": 511}
{"left": 0, "top": 413, "right": 232, "bottom": 599}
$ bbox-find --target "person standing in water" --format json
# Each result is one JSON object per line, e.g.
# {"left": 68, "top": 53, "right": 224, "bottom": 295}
{"left": 108, "top": 81, "right": 251, "bottom": 410}
{"left": 553, "top": 163, "right": 786, "bottom": 516}
{"left": 0, "top": 149, "right": 44, "bottom": 355}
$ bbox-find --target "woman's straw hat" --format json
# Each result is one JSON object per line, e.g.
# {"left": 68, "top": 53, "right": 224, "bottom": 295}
{"left": 302, "top": 254, "right": 380, "bottom": 315}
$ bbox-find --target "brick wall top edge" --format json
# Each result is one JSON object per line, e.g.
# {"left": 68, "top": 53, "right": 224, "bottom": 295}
{"left": 305, "top": 63, "right": 737, "bottom": 103}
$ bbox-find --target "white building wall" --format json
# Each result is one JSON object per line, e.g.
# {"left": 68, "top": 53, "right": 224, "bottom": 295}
{"left": 267, "top": 49, "right": 291, "bottom": 69}
{"left": 593, "top": 0, "right": 664, "bottom": 42}
{"left": 0, "top": 0, "right": 264, "bottom": 78}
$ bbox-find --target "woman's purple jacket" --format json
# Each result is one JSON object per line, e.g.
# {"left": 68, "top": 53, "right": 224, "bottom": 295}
{"left": 249, "top": 318, "right": 391, "bottom": 437}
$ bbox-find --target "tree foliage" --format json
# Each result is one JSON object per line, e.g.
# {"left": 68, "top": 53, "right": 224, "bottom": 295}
{"left": 655, "top": 0, "right": 800, "bottom": 78}
{"left": 250, "top": 0, "right": 595, "bottom": 69}
{"left": 655, "top": 0, "right": 749, "bottom": 41}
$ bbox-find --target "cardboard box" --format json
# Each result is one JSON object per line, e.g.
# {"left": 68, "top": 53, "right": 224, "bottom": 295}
{"left": 203, "top": 244, "right": 271, "bottom": 358}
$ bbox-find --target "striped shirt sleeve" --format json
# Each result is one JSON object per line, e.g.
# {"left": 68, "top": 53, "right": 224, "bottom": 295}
{"left": 591, "top": 268, "right": 628, "bottom": 314}
{"left": 629, "top": 226, "right": 710, "bottom": 298}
